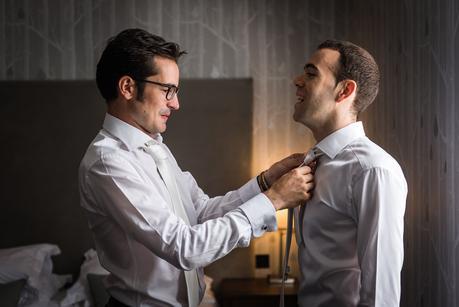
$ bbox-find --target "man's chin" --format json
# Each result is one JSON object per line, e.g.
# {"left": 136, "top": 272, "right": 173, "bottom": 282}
{"left": 293, "top": 113, "right": 310, "bottom": 127}
{"left": 158, "top": 124, "right": 167, "bottom": 134}
{"left": 293, "top": 111, "right": 303, "bottom": 123}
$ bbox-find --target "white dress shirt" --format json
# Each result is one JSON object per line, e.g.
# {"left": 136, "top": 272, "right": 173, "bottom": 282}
{"left": 296, "top": 122, "right": 407, "bottom": 307}
{"left": 78, "top": 114, "right": 277, "bottom": 306}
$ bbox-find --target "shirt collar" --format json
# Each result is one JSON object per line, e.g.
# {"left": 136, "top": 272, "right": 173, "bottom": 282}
{"left": 315, "top": 121, "right": 366, "bottom": 159}
{"left": 102, "top": 113, "right": 163, "bottom": 151}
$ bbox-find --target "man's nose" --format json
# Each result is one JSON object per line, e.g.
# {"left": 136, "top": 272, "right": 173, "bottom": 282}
{"left": 293, "top": 75, "right": 304, "bottom": 87}
{"left": 168, "top": 96, "right": 179, "bottom": 110}
{"left": 295, "top": 86, "right": 304, "bottom": 97}
{"left": 294, "top": 76, "right": 306, "bottom": 95}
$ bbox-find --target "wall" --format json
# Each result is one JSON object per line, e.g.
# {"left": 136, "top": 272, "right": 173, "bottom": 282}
{"left": 332, "top": 2, "right": 459, "bottom": 306}
{"left": 1, "top": 0, "right": 458, "bottom": 305}
{"left": 0, "top": 0, "right": 318, "bottom": 170}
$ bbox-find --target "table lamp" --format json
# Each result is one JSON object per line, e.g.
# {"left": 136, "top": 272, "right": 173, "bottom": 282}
{"left": 268, "top": 209, "right": 295, "bottom": 284}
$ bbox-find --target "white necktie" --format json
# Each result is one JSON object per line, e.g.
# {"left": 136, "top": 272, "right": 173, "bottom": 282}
{"left": 144, "top": 141, "right": 200, "bottom": 307}
{"left": 280, "top": 147, "right": 323, "bottom": 307}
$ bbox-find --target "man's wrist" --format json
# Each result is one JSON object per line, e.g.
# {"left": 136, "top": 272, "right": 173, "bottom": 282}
{"left": 257, "top": 171, "right": 270, "bottom": 192}
{"left": 263, "top": 189, "right": 283, "bottom": 211}
{"left": 261, "top": 170, "right": 272, "bottom": 188}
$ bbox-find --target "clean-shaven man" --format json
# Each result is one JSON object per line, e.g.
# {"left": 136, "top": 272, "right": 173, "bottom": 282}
{"left": 79, "top": 28, "right": 315, "bottom": 307}
{"left": 293, "top": 40, "right": 407, "bottom": 307}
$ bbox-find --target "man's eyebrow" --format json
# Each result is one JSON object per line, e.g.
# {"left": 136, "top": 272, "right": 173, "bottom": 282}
{"left": 164, "top": 83, "right": 178, "bottom": 88}
{"left": 304, "top": 63, "right": 319, "bottom": 72}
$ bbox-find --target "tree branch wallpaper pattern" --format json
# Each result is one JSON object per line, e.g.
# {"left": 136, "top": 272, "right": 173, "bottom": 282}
{"left": 1, "top": 0, "right": 458, "bottom": 306}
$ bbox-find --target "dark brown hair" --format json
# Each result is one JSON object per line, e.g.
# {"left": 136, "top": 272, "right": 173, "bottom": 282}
{"left": 96, "top": 28, "right": 186, "bottom": 103}
{"left": 318, "top": 40, "right": 380, "bottom": 114}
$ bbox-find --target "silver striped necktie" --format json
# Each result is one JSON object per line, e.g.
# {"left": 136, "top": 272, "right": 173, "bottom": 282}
{"left": 280, "top": 147, "right": 323, "bottom": 307}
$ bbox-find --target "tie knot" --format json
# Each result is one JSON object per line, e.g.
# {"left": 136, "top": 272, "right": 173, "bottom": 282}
{"left": 303, "top": 147, "right": 323, "bottom": 174}
{"left": 144, "top": 141, "right": 168, "bottom": 161}
{"left": 304, "top": 147, "right": 322, "bottom": 165}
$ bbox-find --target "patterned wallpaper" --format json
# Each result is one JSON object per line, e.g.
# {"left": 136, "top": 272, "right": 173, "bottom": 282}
{"left": 1, "top": 0, "right": 458, "bottom": 306}
{"left": 333, "top": 1, "right": 459, "bottom": 306}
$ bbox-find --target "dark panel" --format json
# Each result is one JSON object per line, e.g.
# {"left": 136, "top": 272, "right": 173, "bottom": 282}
{"left": 164, "top": 79, "right": 253, "bottom": 196}
{"left": 0, "top": 81, "right": 105, "bottom": 276}
{"left": 0, "top": 79, "right": 253, "bottom": 277}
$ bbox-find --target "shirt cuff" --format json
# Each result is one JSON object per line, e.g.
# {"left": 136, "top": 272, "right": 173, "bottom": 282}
{"left": 238, "top": 177, "right": 262, "bottom": 203}
{"left": 239, "top": 193, "right": 277, "bottom": 237}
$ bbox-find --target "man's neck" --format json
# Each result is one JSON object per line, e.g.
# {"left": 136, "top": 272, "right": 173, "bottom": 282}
{"left": 311, "top": 115, "right": 357, "bottom": 143}
{"left": 107, "top": 104, "right": 157, "bottom": 138}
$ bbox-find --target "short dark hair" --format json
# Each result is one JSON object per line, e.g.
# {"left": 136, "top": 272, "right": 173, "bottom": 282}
{"left": 96, "top": 28, "right": 186, "bottom": 103}
{"left": 317, "top": 40, "right": 380, "bottom": 114}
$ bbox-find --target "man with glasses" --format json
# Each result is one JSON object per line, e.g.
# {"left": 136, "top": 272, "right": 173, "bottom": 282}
{"left": 79, "top": 28, "right": 315, "bottom": 307}
{"left": 134, "top": 79, "right": 179, "bottom": 101}
{"left": 291, "top": 40, "right": 407, "bottom": 307}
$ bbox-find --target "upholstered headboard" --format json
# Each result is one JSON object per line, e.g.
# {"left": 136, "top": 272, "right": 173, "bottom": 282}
{"left": 0, "top": 79, "right": 252, "bottom": 277}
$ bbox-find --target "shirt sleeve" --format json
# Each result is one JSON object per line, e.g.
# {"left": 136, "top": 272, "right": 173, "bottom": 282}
{"left": 179, "top": 170, "right": 262, "bottom": 222}
{"left": 352, "top": 167, "right": 407, "bottom": 307}
{"left": 83, "top": 153, "right": 276, "bottom": 271}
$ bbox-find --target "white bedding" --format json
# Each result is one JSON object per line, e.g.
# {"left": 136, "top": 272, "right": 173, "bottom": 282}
{"left": 0, "top": 245, "right": 218, "bottom": 307}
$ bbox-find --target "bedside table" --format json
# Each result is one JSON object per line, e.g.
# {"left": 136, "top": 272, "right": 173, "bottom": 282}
{"left": 216, "top": 278, "right": 298, "bottom": 307}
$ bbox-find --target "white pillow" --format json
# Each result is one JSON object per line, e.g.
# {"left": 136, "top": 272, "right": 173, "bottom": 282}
{"left": 0, "top": 244, "right": 71, "bottom": 306}
{"left": 57, "top": 249, "right": 109, "bottom": 307}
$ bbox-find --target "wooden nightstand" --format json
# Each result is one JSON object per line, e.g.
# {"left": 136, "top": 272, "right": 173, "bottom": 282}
{"left": 216, "top": 278, "right": 298, "bottom": 307}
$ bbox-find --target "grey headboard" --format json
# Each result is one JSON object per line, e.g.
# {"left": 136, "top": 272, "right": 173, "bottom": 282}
{"left": 0, "top": 79, "right": 252, "bottom": 277}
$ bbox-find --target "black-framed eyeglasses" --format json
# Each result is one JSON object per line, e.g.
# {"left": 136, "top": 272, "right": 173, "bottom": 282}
{"left": 135, "top": 79, "right": 179, "bottom": 100}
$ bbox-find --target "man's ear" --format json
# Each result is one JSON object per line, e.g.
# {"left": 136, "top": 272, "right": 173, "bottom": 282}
{"left": 118, "top": 76, "right": 136, "bottom": 100}
{"left": 336, "top": 80, "right": 357, "bottom": 103}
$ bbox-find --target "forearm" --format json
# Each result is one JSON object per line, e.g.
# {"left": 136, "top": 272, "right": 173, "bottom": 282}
{"left": 194, "top": 177, "right": 261, "bottom": 222}
{"left": 86, "top": 158, "right": 275, "bottom": 270}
